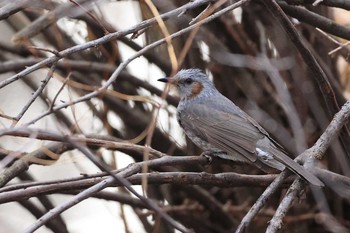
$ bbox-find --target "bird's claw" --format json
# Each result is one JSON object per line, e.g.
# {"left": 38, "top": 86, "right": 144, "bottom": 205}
{"left": 200, "top": 152, "right": 213, "bottom": 164}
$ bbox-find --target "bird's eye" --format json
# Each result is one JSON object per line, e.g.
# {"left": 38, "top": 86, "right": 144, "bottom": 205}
{"left": 184, "top": 78, "right": 193, "bottom": 85}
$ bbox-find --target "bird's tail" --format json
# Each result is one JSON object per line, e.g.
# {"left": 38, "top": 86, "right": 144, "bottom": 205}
{"left": 271, "top": 147, "right": 324, "bottom": 187}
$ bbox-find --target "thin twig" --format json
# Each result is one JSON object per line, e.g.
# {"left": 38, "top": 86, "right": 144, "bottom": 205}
{"left": 21, "top": 0, "right": 250, "bottom": 126}
{"left": 278, "top": 2, "right": 350, "bottom": 40}
{"left": 262, "top": 0, "right": 350, "bottom": 168}
{"left": 240, "top": 99, "right": 350, "bottom": 231}
{"left": 22, "top": 145, "right": 199, "bottom": 233}
{"left": 266, "top": 178, "right": 305, "bottom": 233}
{"left": 69, "top": 141, "right": 191, "bottom": 233}
{"left": 12, "top": 63, "right": 57, "bottom": 123}
{"left": 0, "top": 171, "right": 284, "bottom": 203}
{"left": 262, "top": 0, "right": 339, "bottom": 118}
{"left": 141, "top": 0, "right": 179, "bottom": 196}
{"left": 301, "top": 100, "right": 350, "bottom": 161}
{"left": 0, "top": 0, "right": 213, "bottom": 89}
{"left": 235, "top": 170, "right": 291, "bottom": 233}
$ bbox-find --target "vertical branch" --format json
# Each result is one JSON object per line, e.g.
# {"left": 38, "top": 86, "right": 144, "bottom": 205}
{"left": 235, "top": 170, "right": 291, "bottom": 233}
{"left": 261, "top": 0, "right": 350, "bottom": 164}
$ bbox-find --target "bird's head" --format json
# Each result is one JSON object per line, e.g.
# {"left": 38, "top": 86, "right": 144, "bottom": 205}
{"left": 158, "top": 69, "right": 215, "bottom": 100}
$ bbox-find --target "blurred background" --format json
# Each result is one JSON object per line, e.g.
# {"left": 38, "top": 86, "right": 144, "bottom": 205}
{"left": 0, "top": 0, "right": 349, "bottom": 232}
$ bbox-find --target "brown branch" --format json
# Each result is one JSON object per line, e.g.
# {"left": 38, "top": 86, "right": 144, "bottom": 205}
{"left": 0, "top": 129, "right": 165, "bottom": 157}
{"left": 12, "top": 0, "right": 94, "bottom": 43}
{"left": 70, "top": 140, "right": 191, "bottom": 233}
{"left": 12, "top": 63, "right": 57, "bottom": 123}
{"left": 235, "top": 170, "right": 291, "bottom": 233}
{"left": 237, "top": 99, "right": 350, "bottom": 232}
{"left": 281, "top": 0, "right": 350, "bottom": 10}
{"left": 0, "top": 130, "right": 167, "bottom": 187}
{"left": 67, "top": 190, "right": 148, "bottom": 209}
{"left": 0, "top": 0, "right": 54, "bottom": 20}
{"left": 262, "top": 0, "right": 350, "bottom": 165}
{"left": 306, "top": 100, "right": 350, "bottom": 161}
{"left": 0, "top": 58, "right": 179, "bottom": 106}
{"left": 19, "top": 199, "right": 69, "bottom": 233}
{"left": 22, "top": 149, "right": 202, "bottom": 233}
{"left": 0, "top": 0, "right": 213, "bottom": 89}
{"left": 266, "top": 178, "right": 305, "bottom": 233}
{"left": 0, "top": 143, "right": 73, "bottom": 187}
{"left": 21, "top": 0, "right": 249, "bottom": 127}
{"left": 261, "top": 0, "right": 339, "bottom": 118}
{"left": 0, "top": 171, "right": 286, "bottom": 204}
{"left": 279, "top": 2, "right": 350, "bottom": 41}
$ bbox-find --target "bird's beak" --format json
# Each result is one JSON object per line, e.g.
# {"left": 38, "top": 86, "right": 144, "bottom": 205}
{"left": 157, "top": 77, "right": 176, "bottom": 84}
{"left": 157, "top": 77, "right": 169, "bottom": 83}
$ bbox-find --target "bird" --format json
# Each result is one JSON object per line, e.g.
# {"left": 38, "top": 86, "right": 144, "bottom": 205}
{"left": 158, "top": 68, "right": 323, "bottom": 186}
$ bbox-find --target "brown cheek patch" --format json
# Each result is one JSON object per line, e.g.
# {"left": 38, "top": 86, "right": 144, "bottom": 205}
{"left": 188, "top": 82, "right": 204, "bottom": 99}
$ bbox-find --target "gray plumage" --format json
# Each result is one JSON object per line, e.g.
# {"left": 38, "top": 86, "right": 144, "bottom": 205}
{"left": 158, "top": 69, "right": 323, "bottom": 186}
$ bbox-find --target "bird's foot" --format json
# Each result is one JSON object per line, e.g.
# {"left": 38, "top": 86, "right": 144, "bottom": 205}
{"left": 200, "top": 152, "right": 213, "bottom": 164}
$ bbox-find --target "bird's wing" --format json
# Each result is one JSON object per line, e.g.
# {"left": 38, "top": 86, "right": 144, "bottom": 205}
{"left": 180, "top": 102, "right": 324, "bottom": 186}
{"left": 180, "top": 103, "right": 264, "bottom": 163}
